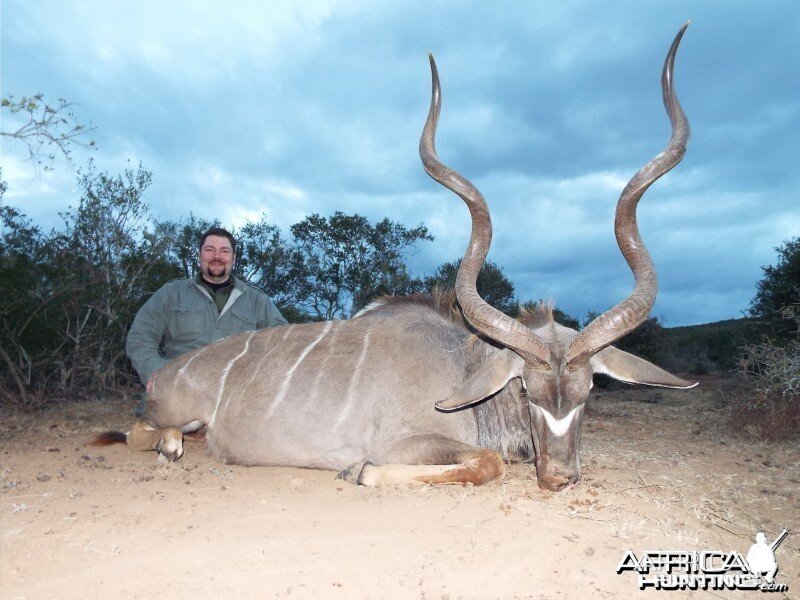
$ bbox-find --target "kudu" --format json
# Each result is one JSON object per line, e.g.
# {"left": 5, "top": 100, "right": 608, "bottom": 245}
{"left": 92, "top": 24, "right": 696, "bottom": 492}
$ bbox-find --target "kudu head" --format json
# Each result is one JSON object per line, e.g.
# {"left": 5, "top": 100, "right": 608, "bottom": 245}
{"left": 420, "top": 23, "right": 697, "bottom": 492}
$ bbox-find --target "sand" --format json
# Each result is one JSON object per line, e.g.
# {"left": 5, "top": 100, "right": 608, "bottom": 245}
{"left": 2, "top": 377, "right": 797, "bottom": 599}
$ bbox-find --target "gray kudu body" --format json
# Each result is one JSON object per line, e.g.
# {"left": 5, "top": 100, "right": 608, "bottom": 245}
{"left": 93, "top": 24, "right": 697, "bottom": 491}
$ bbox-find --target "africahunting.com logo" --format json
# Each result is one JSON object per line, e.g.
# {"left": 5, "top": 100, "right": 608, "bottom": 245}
{"left": 617, "top": 529, "right": 789, "bottom": 592}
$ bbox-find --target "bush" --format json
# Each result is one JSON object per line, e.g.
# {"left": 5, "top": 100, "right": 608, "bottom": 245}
{"left": 749, "top": 237, "right": 800, "bottom": 343}
{"left": 729, "top": 302, "right": 800, "bottom": 441}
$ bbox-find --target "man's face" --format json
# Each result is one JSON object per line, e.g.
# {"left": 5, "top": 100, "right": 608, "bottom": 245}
{"left": 199, "top": 235, "right": 235, "bottom": 283}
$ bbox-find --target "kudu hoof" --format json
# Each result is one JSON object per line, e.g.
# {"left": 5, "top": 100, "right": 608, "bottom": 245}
{"left": 336, "top": 461, "right": 373, "bottom": 485}
{"left": 155, "top": 427, "right": 184, "bottom": 463}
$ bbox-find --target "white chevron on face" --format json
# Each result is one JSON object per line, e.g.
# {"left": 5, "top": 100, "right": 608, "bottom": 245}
{"left": 531, "top": 403, "right": 582, "bottom": 437}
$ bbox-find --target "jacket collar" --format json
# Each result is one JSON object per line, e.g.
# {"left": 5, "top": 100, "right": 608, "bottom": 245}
{"left": 192, "top": 274, "right": 244, "bottom": 319}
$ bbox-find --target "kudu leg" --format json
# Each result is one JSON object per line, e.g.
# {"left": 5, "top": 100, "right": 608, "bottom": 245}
{"left": 89, "top": 419, "right": 206, "bottom": 461}
{"left": 127, "top": 420, "right": 184, "bottom": 462}
{"left": 338, "top": 434, "right": 505, "bottom": 486}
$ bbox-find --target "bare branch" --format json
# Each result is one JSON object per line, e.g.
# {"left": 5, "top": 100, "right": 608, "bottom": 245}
{"left": 1, "top": 93, "right": 97, "bottom": 176}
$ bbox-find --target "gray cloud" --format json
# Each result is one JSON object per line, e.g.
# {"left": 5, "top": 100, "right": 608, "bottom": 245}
{"left": 2, "top": 0, "right": 798, "bottom": 326}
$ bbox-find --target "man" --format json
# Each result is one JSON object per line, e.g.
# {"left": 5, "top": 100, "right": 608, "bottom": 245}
{"left": 126, "top": 227, "right": 288, "bottom": 415}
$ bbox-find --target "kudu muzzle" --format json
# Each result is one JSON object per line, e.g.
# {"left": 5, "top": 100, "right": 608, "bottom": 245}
{"left": 529, "top": 402, "right": 585, "bottom": 491}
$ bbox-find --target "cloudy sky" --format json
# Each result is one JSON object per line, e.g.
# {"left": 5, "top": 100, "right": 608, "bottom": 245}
{"left": 2, "top": 1, "right": 798, "bottom": 326}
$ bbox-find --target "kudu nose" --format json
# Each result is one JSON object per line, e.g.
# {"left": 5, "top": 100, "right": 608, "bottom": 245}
{"left": 536, "top": 462, "right": 579, "bottom": 492}
{"left": 538, "top": 474, "right": 572, "bottom": 492}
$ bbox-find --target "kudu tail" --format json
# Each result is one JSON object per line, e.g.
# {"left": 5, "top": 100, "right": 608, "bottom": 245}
{"left": 87, "top": 431, "right": 127, "bottom": 446}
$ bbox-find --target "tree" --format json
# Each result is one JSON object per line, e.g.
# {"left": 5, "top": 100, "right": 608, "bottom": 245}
{"left": 159, "top": 213, "right": 218, "bottom": 279}
{"left": 750, "top": 237, "right": 800, "bottom": 341}
{"left": 426, "top": 259, "right": 517, "bottom": 315}
{"left": 291, "top": 212, "right": 432, "bottom": 319}
{"left": 235, "top": 218, "right": 314, "bottom": 322}
{"left": 1, "top": 94, "right": 96, "bottom": 175}
{"left": 0, "top": 161, "right": 175, "bottom": 404}
{"left": 580, "top": 310, "right": 667, "bottom": 363}
{"left": 0, "top": 205, "right": 55, "bottom": 404}
{"left": 614, "top": 315, "right": 668, "bottom": 364}
{"left": 553, "top": 308, "right": 581, "bottom": 330}
{"left": 54, "top": 161, "right": 172, "bottom": 393}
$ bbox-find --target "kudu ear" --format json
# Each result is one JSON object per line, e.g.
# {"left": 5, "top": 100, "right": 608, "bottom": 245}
{"left": 590, "top": 346, "right": 698, "bottom": 389}
{"left": 436, "top": 350, "right": 525, "bottom": 412}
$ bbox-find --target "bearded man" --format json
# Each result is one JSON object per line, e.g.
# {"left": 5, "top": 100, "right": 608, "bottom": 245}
{"left": 126, "top": 227, "right": 287, "bottom": 415}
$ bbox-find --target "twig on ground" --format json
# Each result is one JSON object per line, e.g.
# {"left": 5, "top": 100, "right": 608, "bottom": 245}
{"left": 636, "top": 470, "right": 650, "bottom": 486}
{"left": 610, "top": 484, "right": 660, "bottom": 495}
{"left": 0, "top": 492, "right": 52, "bottom": 499}
{"left": 155, "top": 487, "right": 214, "bottom": 495}
{"left": 711, "top": 521, "right": 746, "bottom": 538}
{"left": 440, "top": 492, "right": 468, "bottom": 521}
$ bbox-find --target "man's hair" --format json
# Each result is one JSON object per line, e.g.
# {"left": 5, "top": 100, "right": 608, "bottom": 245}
{"left": 199, "top": 227, "right": 237, "bottom": 254}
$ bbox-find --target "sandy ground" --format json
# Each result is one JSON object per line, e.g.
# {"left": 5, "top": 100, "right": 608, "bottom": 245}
{"left": 1, "top": 377, "right": 798, "bottom": 600}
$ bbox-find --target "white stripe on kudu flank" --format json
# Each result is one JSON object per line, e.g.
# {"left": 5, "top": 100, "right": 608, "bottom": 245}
{"left": 237, "top": 325, "right": 294, "bottom": 406}
{"left": 336, "top": 329, "right": 372, "bottom": 428}
{"left": 268, "top": 321, "right": 333, "bottom": 417}
{"left": 209, "top": 332, "right": 255, "bottom": 427}
{"left": 177, "top": 345, "right": 208, "bottom": 380}
{"left": 311, "top": 322, "right": 341, "bottom": 392}
{"left": 533, "top": 403, "right": 582, "bottom": 437}
{"left": 352, "top": 300, "right": 385, "bottom": 318}
{"left": 242, "top": 341, "right": 279, "bottom": 390}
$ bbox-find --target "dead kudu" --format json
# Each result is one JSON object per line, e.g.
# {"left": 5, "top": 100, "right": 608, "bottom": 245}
{"left": 92, "top": 25, "right": 696, "bottom": 491}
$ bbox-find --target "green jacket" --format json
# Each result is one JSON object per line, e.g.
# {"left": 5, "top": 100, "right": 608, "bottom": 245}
{"left": 126, "top": 276, "right": 288, "bottom": 385}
